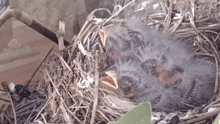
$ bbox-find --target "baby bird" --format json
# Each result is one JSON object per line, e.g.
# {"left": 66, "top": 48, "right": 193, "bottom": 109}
{"left": 99, "top": 19, "right": 216, "bottom": 113}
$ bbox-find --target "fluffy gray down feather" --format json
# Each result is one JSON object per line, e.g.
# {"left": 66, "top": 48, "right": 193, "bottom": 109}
{"left": 103, "top": 18, "right": 216, "bottom": 113}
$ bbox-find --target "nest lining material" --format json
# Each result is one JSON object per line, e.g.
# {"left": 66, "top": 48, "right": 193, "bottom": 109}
{"left": 1, "top": 0, "right": 220, "bottom": 124}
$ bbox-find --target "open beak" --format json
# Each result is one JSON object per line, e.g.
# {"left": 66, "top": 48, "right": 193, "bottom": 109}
{"left": 99, "top": 70, "right": 119, "bottom": 89}
{"left": 99, "top": 29, "right": 118, "bottom": 89}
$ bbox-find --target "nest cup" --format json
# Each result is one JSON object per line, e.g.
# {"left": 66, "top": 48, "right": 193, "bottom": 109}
{"left": 1, "top": 0, "right": 220, "bottom": 124}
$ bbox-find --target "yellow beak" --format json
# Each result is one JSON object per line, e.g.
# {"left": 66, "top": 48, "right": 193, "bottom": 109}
{"left": 99, "top": 70, "right": 119, "bottom": 89}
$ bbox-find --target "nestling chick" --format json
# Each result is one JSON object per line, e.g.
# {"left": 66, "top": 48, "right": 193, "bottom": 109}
{"left": 99, "top": 18, "right": 216, "bottom": 113}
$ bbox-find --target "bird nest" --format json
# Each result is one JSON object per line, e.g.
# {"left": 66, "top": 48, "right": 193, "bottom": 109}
{"left": 1, "top": 0, "right": 220, "bottom": 124}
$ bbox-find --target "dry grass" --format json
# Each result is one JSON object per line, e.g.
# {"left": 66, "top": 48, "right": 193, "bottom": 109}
{"left": 1, "top": 0, "right": 220, "bottom": 123}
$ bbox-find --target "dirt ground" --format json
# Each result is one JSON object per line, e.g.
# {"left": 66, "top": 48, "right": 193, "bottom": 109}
{"left": 0, "top": 18, "right": 58, "bottom": 89}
